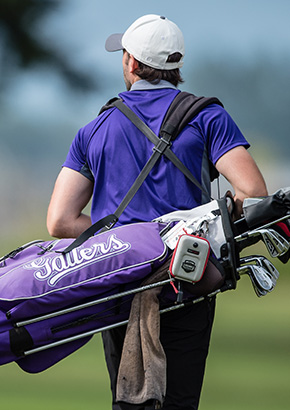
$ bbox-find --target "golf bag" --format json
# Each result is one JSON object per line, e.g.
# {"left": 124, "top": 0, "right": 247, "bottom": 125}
{"left": 0, "top": 193, "right": 239, "bottom": 373}
{"left": 0, "top": 222, "right": 169, "bottom": 372}
{"left": 0, "top": 188, "right": 289, "bottom": 373}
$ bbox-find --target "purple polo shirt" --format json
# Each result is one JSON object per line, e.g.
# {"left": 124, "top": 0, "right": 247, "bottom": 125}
{"left": 63, "top": 80, "right": 249, "bottom": 225}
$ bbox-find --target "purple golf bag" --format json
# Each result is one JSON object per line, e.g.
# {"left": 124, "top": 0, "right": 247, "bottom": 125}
{"left": 1, "top": 188, "right": 290, "bottom": 375}
{"left": 0, "top": 222, "right": 169, "bottom": 373}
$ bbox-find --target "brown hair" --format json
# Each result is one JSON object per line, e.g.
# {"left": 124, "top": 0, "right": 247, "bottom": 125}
{"left": 134, "top": 52, "right": 184, "bottom": 87}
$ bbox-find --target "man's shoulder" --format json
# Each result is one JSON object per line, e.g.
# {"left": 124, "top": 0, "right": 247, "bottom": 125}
{"left": 188, "top": 101, "right": 227, "bottom": 125}
{"left": 77, "top": 106, "right": 116, "bottom": 139}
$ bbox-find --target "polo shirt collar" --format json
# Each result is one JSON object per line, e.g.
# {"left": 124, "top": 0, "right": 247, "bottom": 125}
{"left": 130, "top": 79, "right": 177, "bottom": 91}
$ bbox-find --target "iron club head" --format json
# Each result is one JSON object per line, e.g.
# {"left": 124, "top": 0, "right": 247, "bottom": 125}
{"left": 259, "top": 228, "right": 290, "bottom": 258}
{"left": 238, "top": 255, "right": 279, "bottom": 297}
{"left": 235, "top": 227, "right": 290, "bottom": 258}
{"left": 248, "top": 228, "right": 289, "bottom": 258}
{"left": 238, "top": 264, "right": 273, "bottom": 297}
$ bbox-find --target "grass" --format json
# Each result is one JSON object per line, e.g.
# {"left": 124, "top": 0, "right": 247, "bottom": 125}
{"left": 1, "top": 237, "right": 290, "bottom": 409}
{"left": 0, "top": 335, "right": 111, "bottom": 410}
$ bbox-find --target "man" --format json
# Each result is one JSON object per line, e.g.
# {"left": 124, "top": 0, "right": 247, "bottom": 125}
{"left": 47, "top": 14, "right": 267, "bottom": 410}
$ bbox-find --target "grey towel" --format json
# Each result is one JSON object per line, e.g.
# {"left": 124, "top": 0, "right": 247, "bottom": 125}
{"left": 116, "top": 252, "right": 225, "bottom": 406}
{"left": 116, "top": 261, "right": 170, "bottom": 406}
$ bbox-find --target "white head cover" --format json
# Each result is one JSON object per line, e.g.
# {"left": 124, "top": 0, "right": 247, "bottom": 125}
{"left": 105, "top": 14, "right": 185, "bottom": 70}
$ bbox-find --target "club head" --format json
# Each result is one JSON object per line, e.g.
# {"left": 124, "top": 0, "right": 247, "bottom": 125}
{"left": 260, "top": 228, "right": 290, "bottom": 258}
{"left": 238, "top": 255, "right": 279, "bottom": 297}
{"left": 258, "top": 255, "right": 280, "bottom": 282}
{"left": 239, "top": 264, "right": 273, "bottom": 297}
{"left": 241, "top": 255, "right": 279, "bottom": 281}
{"left": 247, "top": 228, "right": 290, "bottom": 258}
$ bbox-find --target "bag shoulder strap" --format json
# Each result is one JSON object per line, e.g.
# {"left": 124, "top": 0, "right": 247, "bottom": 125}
{"left": 160, "top": 91, "right": 223, "bottom": 181}
{"left": 100, "top": 92, "right": 222, "bottom": 182}
{"left": 63, "top": 91, "right": 223, "bottom": 253}
{"left": 160, "top": 91, "right": 223, "bottom": 140}
{"left": 100, "top": 92, "right": 223, "bottom": 136}
{"left": 111, "top": 98, "right": 209, "bottom": 194}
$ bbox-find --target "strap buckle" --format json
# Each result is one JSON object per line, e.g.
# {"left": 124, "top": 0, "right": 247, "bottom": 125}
{"left": 152, "top": 136, "right": 172, "bottom": 155}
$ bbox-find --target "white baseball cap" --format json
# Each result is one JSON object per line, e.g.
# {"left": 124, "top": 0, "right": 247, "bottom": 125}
{"left": 105, "top": 14, "right": 185, "bottom": 70}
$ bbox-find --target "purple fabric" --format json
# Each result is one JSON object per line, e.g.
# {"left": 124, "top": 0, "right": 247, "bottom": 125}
{"left": 0, "top": 222, "right": 166, "bottom": 304}
{"left": 0, "top": 222, "right": 168, "bottom": 372}
{"left": 63, "top": 88, "right": 249, "bottom": 226}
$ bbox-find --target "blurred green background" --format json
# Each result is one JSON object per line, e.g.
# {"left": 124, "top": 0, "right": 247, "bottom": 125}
{"left": 1, "top": 245, "right": 290, "bottom": 410}
{"left": 1, "top": 1, "right": 290, "bottom": 409}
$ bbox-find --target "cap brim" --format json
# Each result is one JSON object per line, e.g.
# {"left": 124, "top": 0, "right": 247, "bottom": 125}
{"left": 105, "top": 33, "right": 123, "bottom": 52}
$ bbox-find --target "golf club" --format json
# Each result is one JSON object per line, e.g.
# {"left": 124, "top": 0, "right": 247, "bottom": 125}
{"left": 235, "top": 227, "right": 290, "bottom": 258}
{"left": 259, "top": 228, "right": 289, "bottom": 257}
{"left": 238, "top": 255, "right": 279, "bottom": 297}
{"left": 241, "top": 255, "right": 279, "bottom": 279}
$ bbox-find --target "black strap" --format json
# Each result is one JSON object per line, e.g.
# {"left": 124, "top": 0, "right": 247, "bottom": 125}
{"left": 62, "top": 214, "right": 117, "bottom": 254}
{"left": 63, "top": 92, "right": 222, "bottom": 253}
{"left": 9, "top": 327, "right": 34, "bottom": 357}
{"left": 160, "top": 92, "right": 223, "bottom": 182}
{"left": 160, "top": 92, "right": 223, "bottom": 140}
{"left": 62, "top": 134, "right": 172, "bottom": 254}
{"left": 112, "top": 99, "right": 208, "bottom": 198}
{"left": 114, "top": 132, "right": 173, "bottom": 221}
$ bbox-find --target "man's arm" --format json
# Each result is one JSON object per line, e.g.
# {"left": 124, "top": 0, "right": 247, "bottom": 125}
{"left": 47, "top": 167, "right": 94, "bottom": 238}
{"left": 215, "top": 146, "right": 268, "bottom": 220}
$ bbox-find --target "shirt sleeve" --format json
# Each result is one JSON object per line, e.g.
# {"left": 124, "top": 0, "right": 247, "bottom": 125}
{"left": 200, "top": 104, "right": 250, "bottom": 165}
{"left": 62, "top": 109, "right": 114, "bottom": 180}
{"left": 62, "top": 117, "right": 98, "bottom": 181}
{"left": 63, "top": 128, "right": 87, "bottom": 172}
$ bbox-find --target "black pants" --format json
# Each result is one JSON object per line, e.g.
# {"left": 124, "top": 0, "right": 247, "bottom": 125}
{"left": 102, "top": 297, "right": 216, "bottom": 410}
